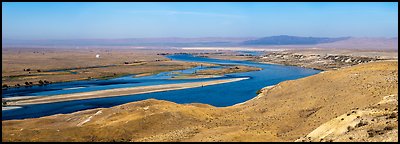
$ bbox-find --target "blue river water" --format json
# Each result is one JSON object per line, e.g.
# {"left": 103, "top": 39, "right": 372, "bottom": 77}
{"left": 2, "top": 54, "right": 320, "bottom": 120}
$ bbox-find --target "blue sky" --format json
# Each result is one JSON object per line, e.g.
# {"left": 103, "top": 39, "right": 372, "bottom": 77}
{"left": 2, "top": 2, "right": 398, "bottom": 39}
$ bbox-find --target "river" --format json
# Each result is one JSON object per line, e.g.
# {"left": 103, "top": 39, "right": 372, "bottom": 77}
{"left": 2, "top": 54, "right": 320, "bottom": 120}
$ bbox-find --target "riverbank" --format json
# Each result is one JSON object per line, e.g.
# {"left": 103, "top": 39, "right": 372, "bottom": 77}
{"left": 170, "top": 74, "right": 221, "bottom": 80}
{"left": 169, "top": 65, "right": 262, "bottom": 80}
{"left": 5, "top": 77, "right": 249, "bottom": 106}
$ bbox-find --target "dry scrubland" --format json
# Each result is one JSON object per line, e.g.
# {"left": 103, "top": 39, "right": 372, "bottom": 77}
{"left": 199, "top": 49, "right": 398, "bottom": 70}
{"left": 2, "top": 60, "right": 397, "bottom": 142}
{"left": 2, "top": 48, "right": 219, "bottom": 87}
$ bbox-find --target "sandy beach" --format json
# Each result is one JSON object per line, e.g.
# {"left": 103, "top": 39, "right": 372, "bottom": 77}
{"left": 6, "top": 77, "right": 249, "bottom": 106}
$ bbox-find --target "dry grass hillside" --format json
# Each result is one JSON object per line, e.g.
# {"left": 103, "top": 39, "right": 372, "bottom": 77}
{"left": 2, "top": 60, "right": 398, "bottom": 142}
{"left": 296, "top": 94, "right": 398, "bottom": 142}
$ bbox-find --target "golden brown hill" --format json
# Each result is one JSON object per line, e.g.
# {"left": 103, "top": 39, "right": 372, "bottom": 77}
{"left": 2, "top": 60, "right": 398, "bottom": 142}
{"left": 296, "top": 94, "right": 398, "bottom": 142}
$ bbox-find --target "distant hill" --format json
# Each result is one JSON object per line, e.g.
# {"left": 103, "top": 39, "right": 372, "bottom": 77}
{"left": 3, "top": 36, "right": 397, "bottom": 51}
{"left": 2, "top": 37, "right": 256, "bottom": 47}
{"left": 242, "top": 35, "right": 350, "bottom": 45}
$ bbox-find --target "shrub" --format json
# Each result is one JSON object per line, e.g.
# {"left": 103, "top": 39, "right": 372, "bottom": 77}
{"left": 347, "top": 126, "right": 353, "bottom": 132}
{"left": 355, "top": 121, "right": 368, "bottom": 128}
{"left": 384, "top": 126, "right": 394, "bottom": 131}
{"left": 256, "top": 89, "right": 262, "bottom": 95}
{"left": 388, "top": 113, "right": 397, "bottom": 119}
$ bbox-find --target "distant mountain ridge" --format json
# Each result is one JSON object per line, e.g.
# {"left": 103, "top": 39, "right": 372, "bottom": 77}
{"left": 2, "top": 36, "right": 397, "bottom": 50}
{"left": 2, "top": 37, "right": 256, "bottom": 46}
{"left": 242, "top": 35, "right": 351, "bottom": 45}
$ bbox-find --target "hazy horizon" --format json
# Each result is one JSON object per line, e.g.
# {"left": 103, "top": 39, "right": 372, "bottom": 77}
{"left": 2, "top": 2, "right": 398, "bottom": 40}
{"left": 2, "top": 35, "right": 398, "bottom": 41}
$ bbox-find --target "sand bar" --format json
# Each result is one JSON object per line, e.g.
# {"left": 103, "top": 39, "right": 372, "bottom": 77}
{"left": 7, "top": 77, "right": 249, "bottom": 106}
{"left": 2, "top": 106, "right": 22, "bottom": 111}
